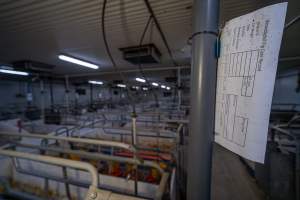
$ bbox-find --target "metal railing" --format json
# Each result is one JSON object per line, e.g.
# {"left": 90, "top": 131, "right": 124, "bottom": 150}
{"left": 0, "top": 132, "right": 137, "bottom": 153}
{"left": 0, "top": 149, "right": 99, "bottom": 187}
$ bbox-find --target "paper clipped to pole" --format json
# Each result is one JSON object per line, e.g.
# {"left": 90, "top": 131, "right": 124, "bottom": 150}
{"left": 214, "top": 3, "right": 288, "bottom": 163}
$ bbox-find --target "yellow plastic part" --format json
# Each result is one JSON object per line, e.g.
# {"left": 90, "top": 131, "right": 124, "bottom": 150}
{"left": 159, "top": 162, "right": 167, "bottom": 169}
{"left": 151, "top": 169, "right": 159, "bottom": 179}
{"left": 69, "top": 154, "right": 81, "bottom": 161}
{"left": 0, "top": 186, "right": 4, "bottom": 193}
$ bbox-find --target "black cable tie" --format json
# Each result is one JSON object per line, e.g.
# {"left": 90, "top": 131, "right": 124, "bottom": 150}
{"left": 187, "top": 31, "right": 219, "bottom": 45}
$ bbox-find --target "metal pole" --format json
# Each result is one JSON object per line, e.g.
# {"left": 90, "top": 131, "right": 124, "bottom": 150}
{"left": 40, "top": 79, "right": 45, "bottom": 121}
{"left": 296, "top": 142, "right": 299, "bottom": 200}
{"left": 187, "top": 0, "right": 219, "bottom": 199}
{"left": 177, "top": 67, "right": 181, "bottom": 111}
{"left": 26, "top": 81, "right": 32, "bottom": 106}
{"left": 90, "top": 83, "right": 94, "bottom": 105}
{"left": 49, "top": 78, "right": 54, "bottom": 108}
{"left": 131, "top": 112, "right": 138, "bottom": 196}
{"left": 65, "top": 75, "right": 70, "bottom": 113}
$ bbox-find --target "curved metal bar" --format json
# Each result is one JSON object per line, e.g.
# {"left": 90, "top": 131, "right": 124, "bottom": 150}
{"left": 270, "top": 125, "right": 296, "bottom": 139}
{"left": 155, "top": 173, "right": 169, "bottom": 200}
{"left": 9, "top": 141, "right": 164, "bottom": 175}
{"left": 0, "top": 149, "right": 99, "bottom": 187}
{"left": 0, "top": 132, "right": 136, "bottom": 153}
{"left": 285, "top": 15, "right": 300, "bottom": 29}
{"left": 55, "top": 126, "right": 70, "bottom": 136}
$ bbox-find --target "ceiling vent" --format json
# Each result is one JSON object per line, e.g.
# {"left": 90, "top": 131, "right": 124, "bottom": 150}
{"left": 13, "top": 60, "right": 54, "bottom": 73}
{"left": 119, "top": 44, "right": 161, "bottom": 65}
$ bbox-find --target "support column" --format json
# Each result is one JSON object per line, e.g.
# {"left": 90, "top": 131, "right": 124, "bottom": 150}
{"left": 187, "top": 0, "right": 219, "bottom": 199}
{"left": 49, "top": 78, "right": 54, "bottom": 108}
{"left": 40, "top": 79, "right": 45, "bottom": 121}
{"left": 90, "top": 83, "right": 94, "bottom": 105}
{"left": 131, "top": 112, "right": 138, "bottom": 195}
{"left": 177, "top": 67, "right": 181, "bottom": 111}
{"left": 64, "top": 75, "right": 70, "bottom": 113}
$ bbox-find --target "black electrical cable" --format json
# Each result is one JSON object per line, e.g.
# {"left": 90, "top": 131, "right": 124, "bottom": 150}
{"left": 142, "top": 0, "right": 180, "bottom": 96}
{"left": 137, "top": 15, "right": 153, "bottom": 80}
{"left": 143, "top": 0, "right": 178, "bottom": 67}
{"left": 101, "top": 0, "right": 118, "bottom": 71}
{"left": 101, "top": 0, "right": 136, "bottom": 112}
{"left": 137, "top": 15, "right": 160, "bottom": 107}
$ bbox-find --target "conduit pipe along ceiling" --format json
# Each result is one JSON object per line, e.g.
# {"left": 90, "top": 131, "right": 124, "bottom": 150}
{"left": 58, "top": 54, "right": 99, "bottom": 69}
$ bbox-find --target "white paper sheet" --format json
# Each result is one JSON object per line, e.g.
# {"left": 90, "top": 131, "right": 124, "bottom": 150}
{"left": 214, "top": 3, "right": 287, "bottom": 163}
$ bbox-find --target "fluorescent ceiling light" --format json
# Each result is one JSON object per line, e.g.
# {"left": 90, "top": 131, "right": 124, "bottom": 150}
{"left": 0, "top": 69, "right": 29, "bottom": 76}
{"left": 135, "top": 78, "right": 146, "bottom": 83}
{"left": 142, "top": 87, "right": 148, "bottom": 91}
{"left": 161, "top": 85, "right": 166, "bottom": 89}
{"left": 151, "top": 82, "right": 159, "bottom": 87}
{"left": 88, "top": 80, "right": 103, "bottom": 85}
{"left": 166, "top": 86, "right": 171, "bottom": 90}
{"left": 117, "top": 84, "right": 126, "bottom": 88}
{"left": 132, "top": 86, "right": 139, "bottom": 90}
{"left": 58, "top": 54, "right": 99, "bottom": 69}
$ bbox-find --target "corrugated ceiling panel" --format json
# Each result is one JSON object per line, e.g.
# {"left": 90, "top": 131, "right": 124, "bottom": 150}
{"left": 0, "top": 0, "right": 297, "bottom": 74}
{"left": 0, "top": 0, "right": 193, "bottom": 74}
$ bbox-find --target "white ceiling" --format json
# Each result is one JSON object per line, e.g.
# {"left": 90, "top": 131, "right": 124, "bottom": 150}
{"left": 0, "top": 0, "right": 299, "bottom": 77}
{"left": 0, "top": 0, "right": 193, "bottom": 75}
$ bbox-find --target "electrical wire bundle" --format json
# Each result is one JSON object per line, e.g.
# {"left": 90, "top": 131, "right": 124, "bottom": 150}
{"left": 101, "top": 0, "right": 178, "bottom": 111}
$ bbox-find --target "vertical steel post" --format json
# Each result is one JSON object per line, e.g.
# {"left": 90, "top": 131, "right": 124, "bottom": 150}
{"left": 40, "top": 79, "right": 45, "bottom": 121}
{"left": 90, "top": 83, "right": 94, "bottom": 105}
{"left": 65, "top": 75, "right": 70, "bottom": 113}
{"left": 49, "top": 78, "right": 54, "bottom": 108}
{"left": 187, "top": 0, "right": 219, "bottom": 199}
{"left": 296, "top": 142, "right": 299, "bottom": 200}
{"left": 26, "top": 81, "right": 33, "bottom": 106}
{"left": 177, "top": 67, "right": 182, "bottom": 111}
{"left": 131, "top": 112, "right": 138, "bottom": 196}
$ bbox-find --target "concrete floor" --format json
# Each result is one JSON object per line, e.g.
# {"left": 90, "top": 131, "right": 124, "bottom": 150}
{"left": 211, "top": 144, "right": 266, "bottom": 200}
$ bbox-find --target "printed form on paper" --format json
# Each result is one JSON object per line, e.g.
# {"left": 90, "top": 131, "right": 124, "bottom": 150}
{"left": 214, "top": 3, "right": 288, "bottom": 163}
